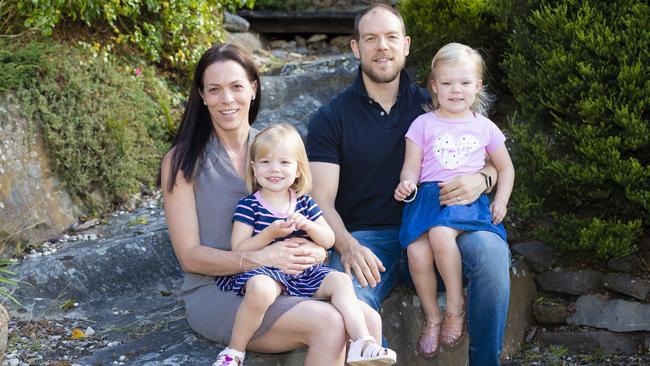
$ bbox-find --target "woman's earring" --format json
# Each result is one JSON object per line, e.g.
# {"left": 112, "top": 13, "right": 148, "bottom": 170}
{"left": 203, "top": 99, "right": 207, "bottom": 106}
{"left": 251, "top": 95, "right": 256, "bottom": 100}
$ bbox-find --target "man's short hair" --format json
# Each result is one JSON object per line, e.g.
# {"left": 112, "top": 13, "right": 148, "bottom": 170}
{"left": 353, "top": 3, "right": 406, "bottom": 41}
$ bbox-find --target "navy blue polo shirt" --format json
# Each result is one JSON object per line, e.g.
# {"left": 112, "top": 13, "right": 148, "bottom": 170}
{"left": 307, "top": 68, "right": 430, "bottom": 232}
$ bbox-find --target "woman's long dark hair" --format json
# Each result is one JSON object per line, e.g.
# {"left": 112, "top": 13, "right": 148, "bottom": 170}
{"left": 165, "top": 43, "right": 262, "bottom": 192}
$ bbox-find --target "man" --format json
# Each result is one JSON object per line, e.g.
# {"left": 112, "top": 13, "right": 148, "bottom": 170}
{"left": 306, "top": 3, "right": 510, "bottom": 366}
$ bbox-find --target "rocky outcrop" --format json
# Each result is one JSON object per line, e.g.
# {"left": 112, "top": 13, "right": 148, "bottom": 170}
{"left": 0, "top": 93, "right": 78, "bottom": 255}
{"left": 256, "top": 54, "right": 358, "bottom": 135}
{"left": 8, "top": 207, "right": 537, "bottom": 365}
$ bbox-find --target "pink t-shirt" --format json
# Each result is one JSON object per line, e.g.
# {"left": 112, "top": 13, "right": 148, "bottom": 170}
{"left": 406, "top": 111, "right": 506, "bottom": 183}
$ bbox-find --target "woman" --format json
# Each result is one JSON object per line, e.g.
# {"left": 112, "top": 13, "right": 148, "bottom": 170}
{"left": 160, "top": 43, "right": 383, "bottom": 366}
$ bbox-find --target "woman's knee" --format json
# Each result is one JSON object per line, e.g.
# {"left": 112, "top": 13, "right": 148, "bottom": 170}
{"left": 306, "top": 303, "right": 347, "bottom": 344}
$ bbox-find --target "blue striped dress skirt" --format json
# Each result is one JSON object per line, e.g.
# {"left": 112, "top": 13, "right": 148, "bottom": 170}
{"left": 399, "top": 181, "right": 507, "bottom": 247}
{"left": 215, "top": 264, "right": 334, "bottom": 297}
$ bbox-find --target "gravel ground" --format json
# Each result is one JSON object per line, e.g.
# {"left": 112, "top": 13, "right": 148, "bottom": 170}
{"left": 504, "top": 342, "right": 650, "bottom": 366}
{"left": 3, "top": 318, "right": 120, "bottom": 366}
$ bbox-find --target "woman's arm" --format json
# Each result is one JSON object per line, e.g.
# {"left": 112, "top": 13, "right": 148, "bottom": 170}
{"left": 161, "top": 150, "right": 315, "bottom": 276}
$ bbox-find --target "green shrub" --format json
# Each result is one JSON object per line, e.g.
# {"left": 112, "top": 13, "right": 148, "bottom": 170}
{"left": 4, "top": 0, "right": 253, "bottom": 70}
{"left": 503, "top": 0, "right": 649, "bottom": 259}
{"left": 398, "top": 0, "right": 531, "bottom": 89}
{"left": 1, "top": 38, "right": 179, "bottom": 213}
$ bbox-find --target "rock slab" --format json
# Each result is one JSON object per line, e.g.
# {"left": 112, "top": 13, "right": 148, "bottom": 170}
{"left": 568, "top": 294, "right": 650, "bottom": 332}
{"left": 511, "top": 241, "right": 555, "bottom": 272}
{"left": 535, "top": 269, "right": 603, "bottom": 295}
{"left": 602, "top": 272, "right": 650, "bottom": 301}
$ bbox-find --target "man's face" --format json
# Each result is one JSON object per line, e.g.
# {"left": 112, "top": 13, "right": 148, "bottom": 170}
{"left": 352, "top": 8, "right": 411, "bottom": 84}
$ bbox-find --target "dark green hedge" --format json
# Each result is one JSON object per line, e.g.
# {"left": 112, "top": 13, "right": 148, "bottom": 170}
{"left": 504, "top": 0, "right": 649, "bottom": 258}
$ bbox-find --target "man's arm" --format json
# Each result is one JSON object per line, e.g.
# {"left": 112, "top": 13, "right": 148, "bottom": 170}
{"left": 309, "top": 162, "right": 385, "bottom": 288}
{"left": 438, "top": 159, "right": 497, "bottom": 206}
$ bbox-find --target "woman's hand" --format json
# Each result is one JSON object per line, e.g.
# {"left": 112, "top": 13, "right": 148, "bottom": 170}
{"left": 438, "top": 173, "right": 486, "bottom": 206}
{"left": 259, "top": 240, "right": 318, "bottom": 275}
{"left": 289, "top": 237, "right": 327, "bottom": 263}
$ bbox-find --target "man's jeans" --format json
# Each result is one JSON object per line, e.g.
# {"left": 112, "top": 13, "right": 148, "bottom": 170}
{"left": 328, "top": 228, "right": 511, "bottom": 366}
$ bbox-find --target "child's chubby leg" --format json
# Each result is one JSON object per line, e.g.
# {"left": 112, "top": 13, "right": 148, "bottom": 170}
{"left": 427, "top": 227, "right": 464, "bottom": 313}
{"left": 313, "top": 271, "right": 369, "bottom": 341}
{"left": 407, "top": 235, "right": 442, "bottom": 324}
{"left": 407, "top": 235, "right": 442, "bottom": 358}
{"left": 229, "top": 275, "right": 283, "bottom": 352}
{"left": 428, "top": 226, "right": 466, "bottom": 349}
{"left": 314, "top": 272, "right": 396, "bottom": 365}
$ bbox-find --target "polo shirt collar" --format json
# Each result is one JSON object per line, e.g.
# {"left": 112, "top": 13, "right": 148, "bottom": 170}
{"left": 351, "top": 67, "right": 413, "bottom": 99}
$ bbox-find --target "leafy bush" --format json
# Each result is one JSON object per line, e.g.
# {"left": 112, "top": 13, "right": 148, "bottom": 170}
{"left": 503, "top": 0, "right": 649, "bottom": 259}
{"left": 398, "top": 0, "right": 525, "bottom": 90}
{"left": 4, "top": 0, "right": 253, "bottom": 70}
{"left": 1, "top": 38, "right": 179, "bottom": 213}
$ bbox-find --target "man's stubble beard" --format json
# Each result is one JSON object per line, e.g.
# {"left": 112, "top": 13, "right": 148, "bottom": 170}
{"left": 359, "top": 55, "right": 405, "bottom": 84}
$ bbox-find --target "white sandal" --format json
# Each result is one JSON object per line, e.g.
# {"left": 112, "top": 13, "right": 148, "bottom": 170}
{"left": 213, "top": 347, "right": 245, "bottom": 366}
{"left": 347, "top": 336, "right": 397, "bottom": 366}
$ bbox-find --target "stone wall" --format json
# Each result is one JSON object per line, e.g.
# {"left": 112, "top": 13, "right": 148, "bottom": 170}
{"left": 513, "top": 240, "right": 650, "bottom": 355}
{"left": 0, "top": 93, "right": 77, "bottom": 255}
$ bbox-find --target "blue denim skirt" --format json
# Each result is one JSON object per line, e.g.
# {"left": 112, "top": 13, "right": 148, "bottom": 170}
{"left": 399, "top": 182, "right": 507, "bottom": 247}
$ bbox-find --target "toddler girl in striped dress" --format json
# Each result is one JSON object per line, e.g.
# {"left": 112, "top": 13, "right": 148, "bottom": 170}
{"left": 214, "top": 124, "right": 396, "bottom": 366}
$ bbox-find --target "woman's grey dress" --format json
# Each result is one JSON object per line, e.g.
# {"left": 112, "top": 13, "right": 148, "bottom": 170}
{"left": 178, "top": 130, "right": 308, "bottom": 343}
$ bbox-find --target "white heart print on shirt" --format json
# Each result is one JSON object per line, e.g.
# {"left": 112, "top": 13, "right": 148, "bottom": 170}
{"left": 433, "top": 133, "right": 480, "bottom": 169}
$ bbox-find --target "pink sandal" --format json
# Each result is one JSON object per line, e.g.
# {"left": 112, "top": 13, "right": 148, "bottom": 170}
{"left": 440, "top": 310, "right": 466, "bottom": 350}
{"left": 213, "top": 348, "right": 245, "bottom": 366}
{"left": 417, "top": 321, "right": 441, "bottom": 358}
{"left": 347, "top": 336, "right": 397, "bottom": 365}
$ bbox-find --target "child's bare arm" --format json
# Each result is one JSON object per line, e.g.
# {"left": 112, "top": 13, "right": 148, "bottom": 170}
{"left": 289, "top": 214, "right": 335, "bottom": 249}
{"left": 395, "top": 139, "right": 423, "bottom": 201}
{"left": 487, "top": 144, "right": 515, "bottom": 224}
{"left": 231, "top": 220, "right": 293, "bottom": 252}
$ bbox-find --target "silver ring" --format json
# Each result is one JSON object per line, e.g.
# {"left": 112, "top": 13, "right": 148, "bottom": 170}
{"left": 455, "top": 196, "right": 461, "bottom": 202}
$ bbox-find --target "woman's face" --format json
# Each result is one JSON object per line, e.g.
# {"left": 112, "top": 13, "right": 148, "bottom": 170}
{"left": 201, "top": 60, "right": 257, "bottom": 133}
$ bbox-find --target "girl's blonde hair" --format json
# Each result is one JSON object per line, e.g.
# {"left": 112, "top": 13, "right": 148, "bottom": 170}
{"left": 426, "top": 42, "right": 493, "bottom": 116}
{"left": 245, "top": 123, "right": 312, "bottom": 196}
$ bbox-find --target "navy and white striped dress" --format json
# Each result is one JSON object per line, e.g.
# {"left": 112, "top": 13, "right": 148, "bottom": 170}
{"left": 215, "top": 190, "right": 334, "bottom": 297}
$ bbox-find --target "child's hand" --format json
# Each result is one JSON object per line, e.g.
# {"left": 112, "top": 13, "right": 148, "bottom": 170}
{"left": 265, "top": 219, "right": 295, "bottom": 239}
{"left": 394, "top": 180, "right": 417, "bottom": 201}
{"left": 490, "top": 201, "right": 508, "bottom": 224}
{"left": 287, "top": 212, "right": 310, "bottom": 231}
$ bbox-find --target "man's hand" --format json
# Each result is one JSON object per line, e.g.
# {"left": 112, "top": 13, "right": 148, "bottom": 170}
{"left": 339, "top": 239, "right": 385, "bottom": 288}
{"left": 394, "top": 180, "right": 417, "bottom": 201}
{"left": 439, "top": 173, "right": 486, "bottom": 206}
